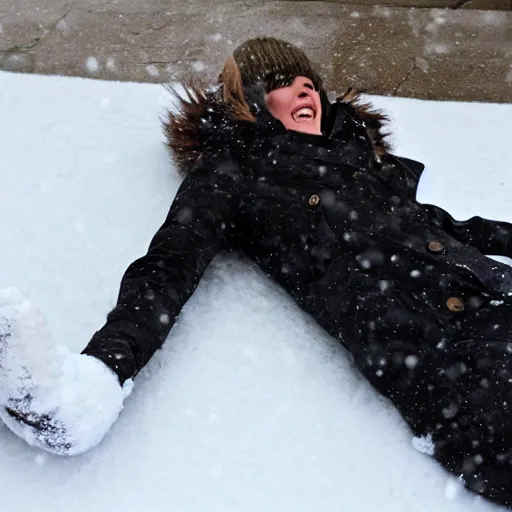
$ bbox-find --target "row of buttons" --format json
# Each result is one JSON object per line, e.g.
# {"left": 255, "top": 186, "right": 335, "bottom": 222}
{"left": 308, "top": 194, "right": 464, "bottom": 313}
{"left": 426, "top": 241, "right": 464, "bottom": 312}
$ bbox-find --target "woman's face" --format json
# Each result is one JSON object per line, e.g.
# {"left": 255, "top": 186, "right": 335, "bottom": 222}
{"left": 264, "top": 76, "right": 322, "bottom": 135}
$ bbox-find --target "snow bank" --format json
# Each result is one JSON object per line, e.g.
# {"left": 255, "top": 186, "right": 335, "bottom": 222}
{"left": 1, "top": 70, "right": 510, "bottom": 511}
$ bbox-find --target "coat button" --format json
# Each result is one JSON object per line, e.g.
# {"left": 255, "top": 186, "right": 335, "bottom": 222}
{"left": 308, "top": 194, "right": 320, "bottom": 207}
{"left": 446, "top": 297, "right": 464, "bottom": 312}
{"left": 427, "top": 241, "right": 444, "bottom": 253}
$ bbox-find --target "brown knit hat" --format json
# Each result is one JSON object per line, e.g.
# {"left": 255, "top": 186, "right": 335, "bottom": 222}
{"left": 232, "top": 37, "right": 323, "bottom": 93}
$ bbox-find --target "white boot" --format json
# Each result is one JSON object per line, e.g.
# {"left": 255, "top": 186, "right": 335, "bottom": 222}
{"left": 0, "top": 288, "right": 133, "bottom": 455}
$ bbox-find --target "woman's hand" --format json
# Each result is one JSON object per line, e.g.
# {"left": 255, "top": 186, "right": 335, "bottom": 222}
{"left": 0, "top": 288, "right": 132, "bottom": 455}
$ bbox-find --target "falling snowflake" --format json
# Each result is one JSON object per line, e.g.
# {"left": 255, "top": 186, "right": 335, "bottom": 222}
{"left": 86, "top": 57, "right": 100, "bottom": 74}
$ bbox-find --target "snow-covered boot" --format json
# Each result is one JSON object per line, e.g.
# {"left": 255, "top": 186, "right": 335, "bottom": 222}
{"left": 0, "top": 288, "right": 133, "bottom": 455}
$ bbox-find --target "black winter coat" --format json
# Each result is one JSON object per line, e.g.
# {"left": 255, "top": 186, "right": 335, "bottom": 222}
{"left": 84, "top": 87, "right": 512, "bottom": 507}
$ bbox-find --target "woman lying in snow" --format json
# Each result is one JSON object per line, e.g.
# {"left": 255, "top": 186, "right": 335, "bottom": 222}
{"left": 1, "top": 37, "right": 512, "bottom": 507}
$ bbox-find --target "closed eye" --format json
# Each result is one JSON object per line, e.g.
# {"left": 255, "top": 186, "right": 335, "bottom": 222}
{"left": 304, "top": 83, "right": 314, "bottom": 90}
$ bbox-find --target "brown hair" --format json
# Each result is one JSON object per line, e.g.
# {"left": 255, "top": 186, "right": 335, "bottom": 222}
{"left": 218, "top": 56, "right": 256, "bottom": 123}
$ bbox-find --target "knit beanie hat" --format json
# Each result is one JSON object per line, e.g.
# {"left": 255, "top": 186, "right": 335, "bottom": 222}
{"left": 232, "top": 37, "right": 323, "bottom": 94}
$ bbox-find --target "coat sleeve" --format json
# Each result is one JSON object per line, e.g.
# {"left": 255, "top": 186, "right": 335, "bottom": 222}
{"left": 423, "top": 203, "right": 512, "bottom": 257}
{"left": 82, "top": 154, "right": 241, "bottom": 383}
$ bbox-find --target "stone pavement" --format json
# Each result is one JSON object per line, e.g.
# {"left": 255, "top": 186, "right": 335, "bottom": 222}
{"left": 0, "top": 0, "right": 511, "bottom": 102}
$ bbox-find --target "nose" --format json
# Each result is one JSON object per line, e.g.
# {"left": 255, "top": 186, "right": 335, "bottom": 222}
{"left": 297, "top": 84, "right": 313, "bottom": 98}
{"left": 291, "top": 77, "right": 314, "bottom": 99}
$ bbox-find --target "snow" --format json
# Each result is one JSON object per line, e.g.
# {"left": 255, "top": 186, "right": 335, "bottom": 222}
{"left": 145, "top": 64, "right": 160, "bottom": 77}
{"left": 0, "top": 287, "right": 130, "bottom": 456}
{"left": 85, "top": 57, "right": 99, "bottom": 74}
{"left": 412, "top": 434, "right": 435, "bottom": 456}
{"left": 1, "top": 70, "right": 511, "bottom": 511}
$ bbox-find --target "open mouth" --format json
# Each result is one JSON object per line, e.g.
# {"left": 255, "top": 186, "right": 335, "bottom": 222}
{"left": 292, "top": 105, "right": 316, "bottom": 123}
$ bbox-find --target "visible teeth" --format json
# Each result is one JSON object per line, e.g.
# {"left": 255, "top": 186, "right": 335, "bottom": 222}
{"left": 293, "top": 107, "right": 314, "bottom": 121}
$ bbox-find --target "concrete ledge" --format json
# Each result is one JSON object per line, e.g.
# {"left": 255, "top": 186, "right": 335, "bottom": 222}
{"left": 317, "top": 0, "right": 511, "bottom": 7}
{"left": 1, "top": 1, "right": 511, "bottom": 102}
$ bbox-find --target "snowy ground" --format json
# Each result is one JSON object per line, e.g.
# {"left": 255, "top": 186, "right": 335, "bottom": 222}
{"left": 1, "top": 70, "right": 511, "bottom": 512}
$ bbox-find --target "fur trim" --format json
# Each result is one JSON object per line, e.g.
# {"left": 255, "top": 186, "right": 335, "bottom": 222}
{"left": 163, "top": 83, "right": 211, "bottom": 177}
{"left": 163, "top": 82, "right": 391, "bottom": 176}
{"left": 336, "top": 87, "right": 392, "bottom": 156}
{"left": 163, "top": 80, "right": 256, "bottom": 177}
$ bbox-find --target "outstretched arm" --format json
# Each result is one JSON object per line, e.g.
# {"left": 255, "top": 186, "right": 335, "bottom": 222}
{"left": 379, "top": 155, "right": 512, "bottom": 257}
{"left": 83, "top": 153, "right": 241, "bottom": 383}
{"left": 423, "top": 203, "right": 512, "bottom": 257}
{"left": 0, "top": 152, "right": 241, "bottom": 455}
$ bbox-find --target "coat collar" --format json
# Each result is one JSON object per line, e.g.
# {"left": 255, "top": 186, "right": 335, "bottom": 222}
{"left": 250, "top": 99, "right": 425, "bottom": 198}
{"left": 255, "top": 101, "right": 381, "bottom": 172}
{"left": 379, "top": 154, "right": 425, "bottom": 199}
{"left": 164, "top": 81, "right": 422, "bottom": 188}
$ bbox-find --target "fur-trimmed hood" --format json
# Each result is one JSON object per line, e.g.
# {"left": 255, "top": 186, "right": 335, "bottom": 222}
{"left": 163, "top": 82, "right": 391, "bottom": 177}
